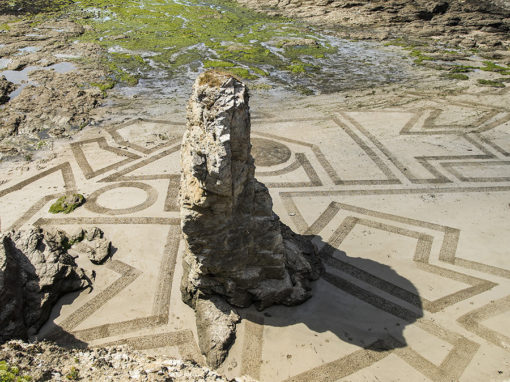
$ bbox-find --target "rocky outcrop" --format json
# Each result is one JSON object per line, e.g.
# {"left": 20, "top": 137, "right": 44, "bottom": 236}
{"left": 0, "top": 228, "right": 90, "bottom": 343}
{"left": 236, "top": 0, "right": 510, "bottom": 49}
{"left": 0, "top": 19, "right": 106, "bottom": 160}
{"left": 179, "top": 71, "right": 322, "bottom": 366}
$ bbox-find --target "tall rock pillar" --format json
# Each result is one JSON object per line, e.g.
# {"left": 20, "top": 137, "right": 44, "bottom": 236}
{"left": 179, "top": 71, "right": 322, "bottom": 366}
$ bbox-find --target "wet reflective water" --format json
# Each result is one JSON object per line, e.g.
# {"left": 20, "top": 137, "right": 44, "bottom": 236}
{"left": 1, "top": 62, "right": 77, "bottom": 99}
{"left": 16, "top": 46, "right": 40, "bottom": 55}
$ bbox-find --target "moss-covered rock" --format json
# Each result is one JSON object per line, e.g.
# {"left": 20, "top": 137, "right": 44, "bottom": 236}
{"left": 49, "top": 194, "right": 85, "bottom": 214}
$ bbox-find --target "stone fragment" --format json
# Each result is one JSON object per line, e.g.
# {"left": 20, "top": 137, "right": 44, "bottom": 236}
{"left": 195, "top": 296, "right": 240, "bottom": 369}
{"left": 0, "top": 114, "right": 23, "bottom": 140}
{"left": 179, "top": 71, "right": 322, "bottom": 367}
{"left": 0, "top": 228, "right": 90, "bottom": 342}
{"left": 85, "top": 227, "right": 102, "bottom": 241}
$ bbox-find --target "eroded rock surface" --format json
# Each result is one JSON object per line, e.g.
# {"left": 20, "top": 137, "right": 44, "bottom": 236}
{"left": 179, "top": 71, "right": 322, "bottom": 366}
{"left": 0, "top": 228, "right": 90, "bottom": 342}
{"left": 0, "top": 18, "right": 107, "bottom": 160}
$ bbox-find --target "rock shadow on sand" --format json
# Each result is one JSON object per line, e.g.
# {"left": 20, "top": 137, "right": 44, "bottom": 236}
{"left": 239, "top": 235, "right": 424, "bottom": 352}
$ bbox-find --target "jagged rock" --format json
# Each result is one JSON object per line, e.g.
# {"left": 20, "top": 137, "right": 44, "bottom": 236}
{"left": 71, "top": 227, "right": 111, "bottom": 265}
{"left": 195, "top": 296, "right": 240, "bottom": 369}
{"left": 179, "top": 71, "right": 322, "bottom": 366}
{"left": 85, "top": 227, "right": 102, "bottom": 241}
{"left": 0, "top": 76, "right": 16, "bottom": 105}
{"left": 0, "top": 228, "right": 90, "bottom": 343}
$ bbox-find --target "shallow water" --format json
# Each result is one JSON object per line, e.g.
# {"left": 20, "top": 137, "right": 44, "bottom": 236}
{"left": 76, "top": 0, "right": 412, "bottom": 96}
{"left": 2, "top": 62, "right": 77, "bottom": 99}
{"left": 54, "top": 53, "right": 83, "bottom": 59}
{"left": 51, "top": 62, "right": 77, "bottom": 73}
{"left": 17, "top": 46, "right": 41, "bottom": 55}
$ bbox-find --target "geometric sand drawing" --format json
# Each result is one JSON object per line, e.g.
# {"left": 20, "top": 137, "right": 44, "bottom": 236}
{"left": 1, "top": 92, "right": 510, "bottom": 381}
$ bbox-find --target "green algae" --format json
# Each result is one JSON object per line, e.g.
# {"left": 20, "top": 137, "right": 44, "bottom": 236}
{"left": 36, "top": 140, "right": 47, "bottom": 149}
{"left": 446, "top": 73, "right": 469, "bottom": 80}
{"left": 477, "top": 79, "right": 506, "bottom": 88}
{"left": 449, "top": 65, "right": 477, "bottom": 73}
{"left": 203, "top": 60, "right": 235, "bottom": 69}
{"left": 65, "top": 367, "right": 80, "bottom": 381}
{"left": 288, "top": 63, "right": 306, "bottom": 74}
{"left": 90, "top": 80, "right": 115, "bottom": 95}
{"left": 104, "top": 59, "right": 139, "bottom": 85}
{"left": 226, "top": 67, "right": 258, "bottom": 80}
{"left": 384, "top": 39, "right": 438, "bottom": 66}
{"left": 0, "top": 361, "right": 32, "bottom": 382}
{"left": 409, "top": 49, "right": 434, "bottom": 65}
{"left": 70, "top": 0, "right": 337, "bottom": 85}
{"left": 251, "top": 66, "right": 268, "bottom": 76}
{"left": 6, "top": 0, "right": 409, "bottom": 95}
{"left": 481, "top": 61, "right": 510, "bottom": 75}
